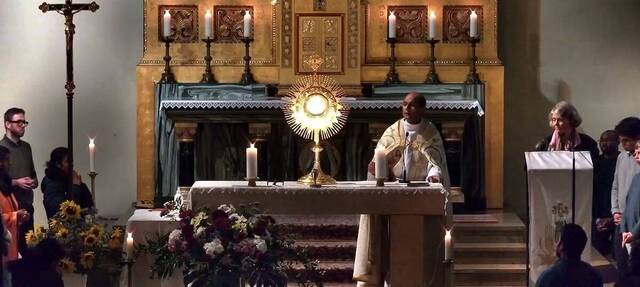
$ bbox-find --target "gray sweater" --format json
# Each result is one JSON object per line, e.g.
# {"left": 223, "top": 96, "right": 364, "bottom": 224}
{"left": 611, "top": 152, "right": 640, "bottom": 214}
{"left": 622, "top": 173, "right": 640, "bottom": 237}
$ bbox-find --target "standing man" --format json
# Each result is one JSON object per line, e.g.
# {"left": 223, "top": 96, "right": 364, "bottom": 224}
{"left": 611, "top": 117, "right": 640, "bottom": 285}
{"left": 0, "top": 108, "right": 37, "bottom": 255}
{"left": 592, "top": 130, "right": 619, "bottom": 256}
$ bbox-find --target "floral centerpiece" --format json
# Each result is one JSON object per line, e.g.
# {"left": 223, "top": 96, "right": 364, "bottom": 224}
{"left": 141, "top": 200, "right": 323, "bottom": 287}
{"left": 26, "top": 200, "right": 125, "bottom": 274}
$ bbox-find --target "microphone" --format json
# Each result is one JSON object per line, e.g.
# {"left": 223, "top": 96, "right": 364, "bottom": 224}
{"left": 399, "top": 131, "right": 410, "bottom": 183}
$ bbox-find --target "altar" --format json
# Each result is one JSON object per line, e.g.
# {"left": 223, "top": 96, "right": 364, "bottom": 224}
{"left": 125, "top": 180, "right": 450, "bottom": 286}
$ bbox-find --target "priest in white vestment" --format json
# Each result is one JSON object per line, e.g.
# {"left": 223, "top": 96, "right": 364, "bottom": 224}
{"left": 353, "top": 91, "right": 450, "bottom": 286}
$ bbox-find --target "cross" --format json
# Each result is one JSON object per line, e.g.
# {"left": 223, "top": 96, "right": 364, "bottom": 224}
{"left": 39, "top": 0, "right": 99, "bottom": 205}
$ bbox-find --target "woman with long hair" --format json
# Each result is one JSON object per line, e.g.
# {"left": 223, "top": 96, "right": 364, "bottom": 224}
{"left": 41, "top": 147, "right": 94, "bottom": 219}
{"left": 0, "top": 146, "right": 29, "bottom": 266}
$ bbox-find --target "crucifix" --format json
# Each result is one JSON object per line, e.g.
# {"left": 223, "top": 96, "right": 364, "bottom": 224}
{"left": 39, "top": 0, "right": 99, "bottom": 205}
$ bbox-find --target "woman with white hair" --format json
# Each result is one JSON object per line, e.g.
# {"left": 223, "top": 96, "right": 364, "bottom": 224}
{"left": 535, "top": 101, "right": 599, "bottom": 162}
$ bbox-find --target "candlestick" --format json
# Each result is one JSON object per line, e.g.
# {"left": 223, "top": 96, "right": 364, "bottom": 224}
{"left": 246, "top": 143, "right": 257, "bottom": 184}
{"left": 204, "top": 10, "right": 213, "bottom": 39}
{"left": 200, "top": 38, "right": 217, "bottom": 83}
{"left": 374, "top": 148, "right": 387, "bottom": 186}
{"left": 240, "top": 37, "right": 257, "bottom": 85}
{"left": 163, "top": 10, "right": 171, "bottom": 38}
{"left": 428, "top": 11, "right": 437, "bottom": 40}
{"left": 469, "top": 10, "right": 478, "bottom": 38}
{"left": 444, "top": 229, "right": 452, "bottom": 260}
{"left": 424, "top": 38, "right": 442, "bottom": 84}
{"left": 126, "top": 232, "right": 134, "bottom": 260}
{"left": 465, "top": 36, "right": 481, "bottom": 84}
{"left": 388, "top": 11, "right": 396, "bottom": 39}
{"left": 88, "top": 137, "right": 95, "bottom": 173}
{"left": 384, "top": 38, "right": 401, "bottom": 85}
{"left": 243, "top": 10, "right": 252, "bottom": 38}
{"left": 160, "top": 37, "right": 177, "bottom": 84}
{"left": 88, "top": 171, "right": 97, "bottom": 214}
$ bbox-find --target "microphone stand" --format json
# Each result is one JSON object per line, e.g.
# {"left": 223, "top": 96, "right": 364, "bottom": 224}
{"left": 398, "top": 131, "right": 411, "bottom": 183}
{"left": 571, "top": 146, "right": 576, "bottom": 224}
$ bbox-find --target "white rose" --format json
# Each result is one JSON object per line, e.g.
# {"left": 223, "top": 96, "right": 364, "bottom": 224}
{"left": 254, "top": 238, "right": 268, "bottom": 253}
{"left": 195, "top": 227, "right": 206, "bottom": 238}
{"left": 168, "top": 229, "right": 182, "bottom": 243}
{"left": 204, "top": 239, "right": 225, "bottom": 258}
{"left": 218, "top": 204, "right": 236, "bottom": 214}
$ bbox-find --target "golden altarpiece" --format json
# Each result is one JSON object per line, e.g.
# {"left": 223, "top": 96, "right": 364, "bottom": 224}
{"left": 135, "top": 0, "right": 503, "bottom": 209}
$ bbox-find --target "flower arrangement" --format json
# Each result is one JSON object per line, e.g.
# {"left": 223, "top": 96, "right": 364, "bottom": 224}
{"left": 25, "top": 200, "right": 125, "bottom": 274}
{"left": 142, "top": 201, "right": 324, "bottom": 287}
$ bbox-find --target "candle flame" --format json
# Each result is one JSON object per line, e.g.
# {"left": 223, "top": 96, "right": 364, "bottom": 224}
{"left": 430, "top": 11, "right": 436, "bottom": 18}
{"left": 127, "top": 232, "right": 133, "bottom": 240}
{"left": 271, "top": 0, "right": 278, "bottom": 5}
{"left": 389, "top": 11, "right": 395, "bottom": 17}
{"left": 445, "top": 229, "right": 451, "bottom": 237}
{"left": 205, "top": 10, "right": 211, "bottom": 17}
{"left": 471, "top": 10, "right": 477, "bottom": 16}
{"left": 164, "top": 10, "right": 170, "bottom": 16}
{"left": 250, "top": 142, "right": 255, "bottom": 148}
{"left": 245, "top": 10, "right": 251, "bottom": 16}
{"left": 89, "top": 137, "right": 95, "bottom": 145}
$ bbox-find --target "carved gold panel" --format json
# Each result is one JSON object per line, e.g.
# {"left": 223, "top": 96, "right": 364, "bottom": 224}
{"left": 296, "top": 14, "right": 344, "bottom": 74}
{"left": 443, "top": 5, "right": 483, "bottom": 43}
{"left": 387, "top": 6, "right": 428, "bottom": 43}
{"left": 157, "top": 5, "right": 199, "bottom": 43}
{"left": 214, "top": 6, "right": 253, "bottom": 43}
{"left": 282, "top": 0, "right": 293, "bottom": 67}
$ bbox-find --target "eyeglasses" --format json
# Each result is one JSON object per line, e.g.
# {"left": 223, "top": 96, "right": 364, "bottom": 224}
{"left": 8, "top": 120, "right": 29, "bottom": 126}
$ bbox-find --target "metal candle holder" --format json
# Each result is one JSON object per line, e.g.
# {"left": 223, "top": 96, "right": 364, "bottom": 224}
{"left": 240, "top": 37, "right": 257, "bottom": 85}
{"left": 443, "top": 259, "right": 455, "bottom": 287}
{"left": 88, "top": 171, "right": 97, "bottom": 214}
{"left": 384, "top": 38, "right": 401, "bottom": 85}
{"left": 465, "top": 36, "right": 481, "bottom": 84}
{"left": 376, "top": 178, "right": 385, "bottom": 187}
{"left": 424, "top": 38, "right": 442, "bottom": 84}
{"left": 160, "top": 37, "right": 177, "bottom": 84}
{"left": 121, "top": 258, "right": 135, "bottom": 287}
{"left": 200, "top": 38, "right": 217, "bottom": 83}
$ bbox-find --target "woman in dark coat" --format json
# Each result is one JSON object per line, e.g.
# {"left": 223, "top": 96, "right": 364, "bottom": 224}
{"left": 41, "top": 147, "right": 94, "bottom": 219}
{"left": 535, "top": 101, "right": 599, "bottom": 163}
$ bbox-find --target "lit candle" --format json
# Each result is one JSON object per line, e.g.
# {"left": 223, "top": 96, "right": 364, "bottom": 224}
{"left": 163, "top": 10, "right": 171, "bottom": 38}
{"left": 469, "top": 10, "right": 478, "bottom": 38}
{"left": 444, "top": 229, "right": 452, "bottom": 260}
{"left": 204, "top": 10, "right": 213, "bottom": 39}
{"left": 374, "top": 148, "right": 387, "bottom": 179}
{"left": 126, "top": 232, "right": 134, "bottom": 260}
{"left": 388, "top": 11, "right": 396, "bottom": 39}
{"left": 428, "top": 11, "right": 437, "bottom": 40}
{"left": 246, "top": 143, "right": 257, "bottom": 179}
{"left": 88, "top": 137, "right": 96, "bottom": 173}
{"left": 243, "top": 10, "right": 252, "bottom": 38}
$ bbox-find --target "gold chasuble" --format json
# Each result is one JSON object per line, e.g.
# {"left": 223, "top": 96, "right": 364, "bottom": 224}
{"left": 354, "top": 118, "right": 450, "bottom": 286}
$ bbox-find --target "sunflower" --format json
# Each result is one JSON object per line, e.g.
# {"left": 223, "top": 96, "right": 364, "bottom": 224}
{"left": 111, "top": 227, "right": 123, "bottom": 239}
{"left": 59, "top": 200, "right": 81, "bottom": 219}
{"left": 34, "top": 224, "right": 47, "bottom": 236}
{"left": 25, "top": 230, "right": 40, "bottom": 247}
{"left": 55, "top": 227, "right": 70, "bottom": 240}
{"left": 84, "top": 234, "right": 98, "bottom": 246}
{"left": 80, "top": 251, "right": 95, "bottom": 269}
{"left": 88, "top": 225, "right": 103, "bottom": 237}
{"left": 59, "top": 258, "right": 77, "bottom": 273}
{"left": 49, "top": 219, "right": 63, "bottom": 231}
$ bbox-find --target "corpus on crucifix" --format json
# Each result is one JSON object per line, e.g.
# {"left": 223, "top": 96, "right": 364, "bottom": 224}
{"left": 38, "top": 0, "right": 99, "bottom": 205}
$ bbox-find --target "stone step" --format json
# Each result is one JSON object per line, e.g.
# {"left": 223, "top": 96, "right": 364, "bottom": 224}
{"left": 454, "top": 213, "right": 526, "bottom": 244}
{"left": 289, "top": 260, "right": 355, "bottom": 284}
{"left": 454, "top": 264, "right": 527, "bottom": 286}
{"left": 273, "top": 215, "right": 359, "bottom": 240}
{"left": 294, "top": 240, "right": 357, "bottom": 261}
{"left": 454, "top": 243, "right": 526, "bottom": 264}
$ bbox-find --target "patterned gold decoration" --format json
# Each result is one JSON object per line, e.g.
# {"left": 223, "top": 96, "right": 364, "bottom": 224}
{"left": 157, "top": 5, "right": 198, "bottom": 43}
{"left": 282, "top": 0, "right": 293, "bottom": 67}
{"left": 297, "top": 14, "right": 344, "bottom": 74}
{"left": 347, "top": 0, "right": 359, "bottom": 68}
{"left": 387, "top": 6, "right": 428, "bottom": 43}
{"left": 443, "top": 5, "right": 483, "bottom": 43}
{"left": 214, "top": 6, "right": 253, "bottom": 43}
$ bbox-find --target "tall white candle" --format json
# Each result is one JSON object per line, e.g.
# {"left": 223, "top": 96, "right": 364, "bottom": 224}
{"left": 126, "top": 232, "right": 134, "bottom": 260}
{"left": 246, "top": 143, "right": 257, "bottom": 179}
{"left": 243, "top": 10, "right": 252, "bottom": 38}
{"left": 88, "top": 137, "right": 96, "bottom": 173}
{"left": 428, "top": 11, "right": 437, "bottom": 40}
{"left": 374, "top": 148, "right": 387, "bottom": 179}
{"left": 469, "top": 10, "right": 478, "bottom": 38}
{"left": 444, "top": 229, "right": 452, "bottom": 260}
{"left": 163, "top": 10, "right": 171, "bottom": 38}
{"left": 204, "top": 10, "right": 213, "bottom": 39}
{"left": 388, "top": 11, "right": 396, "bottom": 39}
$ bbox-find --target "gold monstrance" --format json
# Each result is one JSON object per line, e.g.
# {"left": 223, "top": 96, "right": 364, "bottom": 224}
{"left": 284, "top": 55, "right": 349, "bottom": 186}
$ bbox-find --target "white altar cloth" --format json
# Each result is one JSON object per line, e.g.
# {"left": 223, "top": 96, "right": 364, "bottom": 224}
{"left": 525, "top": 151, "right": 593, "bottom": 284}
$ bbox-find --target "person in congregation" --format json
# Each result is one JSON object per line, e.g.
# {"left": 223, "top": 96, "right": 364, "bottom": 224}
{"left": 535, "top": 101, "right": 599, "bottom": 162}
{"left": 0, "top": 146, "right": 29, "bottom": 265}
{"left": 610, "top": 117, "right": 640, "bottom": 285}
{"left": 354, "top": 91, "right": 449, "bottom": 286}
{"left": 0, "top": 108, "right": 38, "bottom": 256}
{"left": 617, "top": 140, "right": 640, "bottom": 286}
{"left": 7, "top": 237, "right": 65, "bottom": 287}
{"left": 591, "top": 130, "right": 619, "bottom": 256}
{"left": 41, "top": 147, "right": 94, "bottom": 219}
{"left": 536, "top": 223, "right": 603, "bottom": 287}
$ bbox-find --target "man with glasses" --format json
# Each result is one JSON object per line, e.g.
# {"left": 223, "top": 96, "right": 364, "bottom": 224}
{"left": 0, "top": 107, "right": 37, "bottom": 255}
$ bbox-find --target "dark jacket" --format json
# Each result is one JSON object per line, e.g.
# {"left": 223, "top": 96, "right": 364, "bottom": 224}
{"left": 535, "top": 133, "right": 599, "bottom": 164}
{"left": 41, "top": 167, "right": 93, "bottom": 219}
{"left": 536, "top": 258, "right": 603, "bottom": 287}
